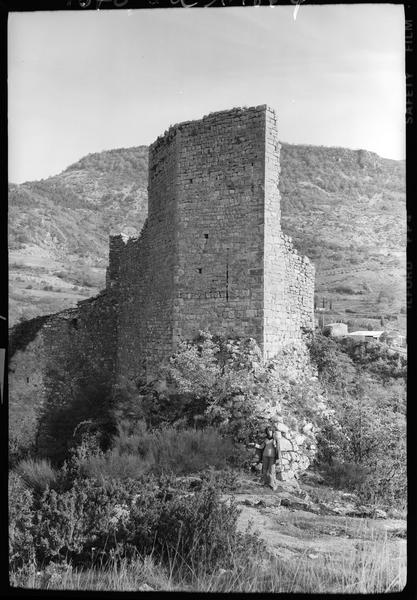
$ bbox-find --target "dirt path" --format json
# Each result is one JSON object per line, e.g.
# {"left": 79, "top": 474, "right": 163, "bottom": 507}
{"left": 225, "top": 477, "right": 406, "bottom": 564}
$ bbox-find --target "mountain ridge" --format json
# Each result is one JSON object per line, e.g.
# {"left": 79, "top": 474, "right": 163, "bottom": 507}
{"left": 9, "top": 142, "right": 406, "bottom": 330}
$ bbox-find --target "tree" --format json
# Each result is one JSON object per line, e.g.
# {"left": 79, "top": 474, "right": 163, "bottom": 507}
{"left": 324, "top": 374, "right": 406, "bottom": 505}
{"left": 308, "top": 333, "right": 356, "bottom": 392}
{"left": 310, "top": 332, "right": 407, "bottom": 506}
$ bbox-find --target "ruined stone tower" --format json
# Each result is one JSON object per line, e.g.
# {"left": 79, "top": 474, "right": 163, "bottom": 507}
{"left": 106, "top": 105, "right": 314, "bottom": 381}
{"left": 9, "top": 105, "right": 315, "bottom": 460}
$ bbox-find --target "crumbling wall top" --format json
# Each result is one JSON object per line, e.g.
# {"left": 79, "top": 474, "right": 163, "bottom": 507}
{"left": 150, "top": 104, "right": 275, "bottom": 154}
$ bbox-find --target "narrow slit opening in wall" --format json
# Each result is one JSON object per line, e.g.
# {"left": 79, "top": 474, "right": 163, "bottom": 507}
{"left": 197, "top": 268, "right": 202, "bottom": 274}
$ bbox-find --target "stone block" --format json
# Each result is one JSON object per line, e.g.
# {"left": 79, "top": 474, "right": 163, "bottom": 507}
{"left": 280, "top": 438, "right": 293, "bottom": 452}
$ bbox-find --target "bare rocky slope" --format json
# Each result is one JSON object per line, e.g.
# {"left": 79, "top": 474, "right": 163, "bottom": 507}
{"left": 9, "top": 144, "right": 406, "bottom": 327}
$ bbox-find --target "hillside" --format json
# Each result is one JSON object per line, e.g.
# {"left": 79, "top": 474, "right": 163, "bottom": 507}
{"left": 9, "top": 143, "right": 406, "bottom": 329}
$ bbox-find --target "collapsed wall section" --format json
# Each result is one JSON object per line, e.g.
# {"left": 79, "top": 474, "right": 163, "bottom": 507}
{"left": 9, "top": 326, "right": 47, "bottom": 453}
{"left": 40, "top": 293, "right": 117, "bottom": 459}
{"left": 40, "top": 292, "right": 117, "bottom": 393}
{"left": 108, "top": 128, "right": 179, "bottom": 382}
{"left": 9, "top": 292, "right": 117, "bottom": 460}
{"left": 263, "top": 107, "right": 315, "bottom": 358}
{"left": 280, "top": 234, "right": 315, "bottom": 341}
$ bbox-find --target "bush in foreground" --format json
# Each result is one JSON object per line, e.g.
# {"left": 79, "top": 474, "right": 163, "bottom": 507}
{"left": 9, "top": 470, "right": 263, "bottom": 575}
{"left": 9, "top": 473, "right": 36, "bottom": 569}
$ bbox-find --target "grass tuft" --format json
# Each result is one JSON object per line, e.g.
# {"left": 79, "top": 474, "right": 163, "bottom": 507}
{"left": 15, "top": 458, "right": 58, "bottom": 494}
{"left": 10, "top": 532, "right": 406, "bottom": 593}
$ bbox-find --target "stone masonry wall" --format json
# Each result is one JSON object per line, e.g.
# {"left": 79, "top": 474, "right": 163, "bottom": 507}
{"left": 280, "top": 234, "right": 315, "bottom": 339}
{"left": 173, "top": 107, "right": 266, "bottom": 348}
{"left": 9, "top": 330, "right": 46, "bottom": 450}
{"left": 9, "top": 291, "right": 118, "bottom": 459}
{"left": 107, "top": 105, "right": 314, "bottom": 380}
{"left": 263, "top": 107, "right": 315, "bottom": 358}
{"left": 108, "top": 120, "right": 180, "bottom": 382}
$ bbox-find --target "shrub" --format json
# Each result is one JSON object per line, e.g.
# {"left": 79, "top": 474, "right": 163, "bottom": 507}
{"left": 116, "top": 333, "right": 328, "bottom": 453}
{"left": 115, "top": 332, "right": 270, "bottom": 442}
{"left": 338, "top": 338, "right": 407, "bottom": 383}
{"left": 346, "top": 319, "right": 379, "bottom": 331}
{"left": 359, "top": 450, "right": 407, "bottom": 508}
{"left": 105, "top": 420, "right": 153, "bottom": 461}
{"left": 145, "top": 426, "right": 239, "bottom": 475}
{"left": 315, "top": 376, "right": 406, "bottom": 507}
{"left": 310, "top": 333, "right": 406, "bottom": 507}
{"left": 149, "top": 482, "right": 264, "bottom": 575}
{"left": 15, "top": 458, "right": 58, "bottom": 495}
{"left": 9, "top": 473, "right": 36, "bottom": 569}
{"left": 199, "top": 466, "right": 241, "bottom": 492}
{"left": 315, "top": 413, "right": 347, "bottom": 466}
{"left": 333, "top": 285, "right": 357, "bottom": 295}
{"left": 308, "top": 334, "right": 356, "bottom": 391}
{"left": 29, "top": 476, "right": 139, "bottom": 566}
{"left": 79, "top": 424, "right": 243, "bottom": 480}
{"left": 321, "top": 460, "right": 370, "bottom": 491}
{"left": 158, "top": 332, "right": 290, "bottom": 443}
{"left": 9, "top": 472, "right": 263, "bottom": 574}
{"left": 75, "top": 447, "right": 151, "bottom": 482}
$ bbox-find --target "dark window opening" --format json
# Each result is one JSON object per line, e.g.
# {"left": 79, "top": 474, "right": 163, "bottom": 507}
{"left": 189, "top": 178, "right": 193, "bottom": 183}
{"left": 197, "top": 268, "right": 202, "bottom": 274}
{"left": 26, "top": 377, "right": 29, "bottom": 383}
{"left": 72, "top": 318, "right": 78, "bottom": 330}
{"left": 204, "top": 234, "right": 209, "bottom": 239}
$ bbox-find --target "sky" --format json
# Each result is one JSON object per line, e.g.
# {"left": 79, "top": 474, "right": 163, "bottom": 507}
{"left": 8, "top": 5, "right": 405, "bottom": 184}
